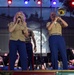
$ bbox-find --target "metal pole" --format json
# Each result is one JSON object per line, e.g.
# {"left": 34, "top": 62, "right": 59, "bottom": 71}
{"left": 40, "top": 0, "right": 43, "bottom": 67}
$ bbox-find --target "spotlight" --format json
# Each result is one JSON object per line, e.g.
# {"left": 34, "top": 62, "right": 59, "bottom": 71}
{"left": 37, "top": 0, "right": 42, "bottom": 5}
{"left": 53, "top": 1, "right": 56, "bottom": 5}
{"left": 24, "top": 0, "right": 29, "bottom": 4}
{"left": 64, "top": 0, "right": 74, "bottom": 11}
{"left": 68, "top": 0, "right": 74, "bottom": 10}
{"left": 8, "top": 0, "right": 12, "bottom": 5}
{"left": 51, "top": 0, "right": 57, "bottom": 5}
{"left": 71, "top": 0, "right": 74, "bottom": 6}
{"left": 51, "top": 0, "right": 59, "bottom": 7}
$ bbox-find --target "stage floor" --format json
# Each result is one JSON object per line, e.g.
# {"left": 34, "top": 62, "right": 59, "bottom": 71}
{"left": 0, "top": 70, "right": 74, "bottom": 75}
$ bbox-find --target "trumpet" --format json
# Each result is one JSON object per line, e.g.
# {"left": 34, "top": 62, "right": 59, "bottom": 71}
{"left": 57, "top": 7, "right": 66, "bottom": 16}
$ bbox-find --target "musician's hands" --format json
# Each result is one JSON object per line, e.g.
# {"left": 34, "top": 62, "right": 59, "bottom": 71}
{"left": 55, "top": 17, "right": 58, "bottom": 21}
{"left": 55, "top": 16, "right": 61, "bottom": 21}
{"left": 57, "top": 16, "right": 62, "bottom": 20}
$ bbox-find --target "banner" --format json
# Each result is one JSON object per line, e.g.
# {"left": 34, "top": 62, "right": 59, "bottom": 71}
{"left": 56, "top": 71, "right": 74, "bottom": 75}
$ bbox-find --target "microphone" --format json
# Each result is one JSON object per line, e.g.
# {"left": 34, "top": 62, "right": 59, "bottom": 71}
{"left": 17, "top": 16, "right": 21, "bottom": 24}
{"left": 17, "top": 20, "right": 20, "bottom": 24}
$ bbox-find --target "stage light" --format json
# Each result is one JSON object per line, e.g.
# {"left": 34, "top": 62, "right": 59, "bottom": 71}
{"left": 69, "top": 0, "right": 74, "bottom": 10}
{"left": 51, "top": 0, "right": 57, "bottom": 5}
{"left": 71, "top": 0, "right": 74, "bottom": 6}
{"left": 64, "top": 0, "right": 74, "bottom": 11}
{"left": 37, "top": 0, "right": 42, "bottom": 5}
{"left": 8, "top": 0, "right": 12, "bottom": 5}
{"left": 24, "top": 0, "right": 29, "bottom": 4}
{"left": 52, "top": 1, "right": 56, "bottom": 5}
{"left": 51, "top": 0, "right": 59, "bottom": 7}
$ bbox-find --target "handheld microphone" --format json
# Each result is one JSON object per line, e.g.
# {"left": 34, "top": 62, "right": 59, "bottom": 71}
{"left": 17, "top": 20, "right": 20, "bottom": 24}
{"left": 17, "top": 16, "right": 21, "bottom": 24}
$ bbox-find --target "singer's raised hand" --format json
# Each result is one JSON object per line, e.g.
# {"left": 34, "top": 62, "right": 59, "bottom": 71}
{"left": 16, "top": 17, "right": 21, "bottom": 24}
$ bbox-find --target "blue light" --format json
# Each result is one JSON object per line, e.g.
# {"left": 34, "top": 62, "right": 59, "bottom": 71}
{"left": 51, "top": 0, "right": 59, "bottom": 7}
{"left": 24, "top": 0, "right": 29, "bottom": 4}
{"left": 53, "top": 1, "right": 56, "bottom": 5}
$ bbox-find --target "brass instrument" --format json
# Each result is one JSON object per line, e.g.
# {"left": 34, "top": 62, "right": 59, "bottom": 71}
{"left": 57, "top": 7, "right": 66, "bottom": 16}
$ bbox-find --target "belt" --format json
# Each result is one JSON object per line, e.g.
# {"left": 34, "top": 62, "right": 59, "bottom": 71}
{"left": 50, "top": 33, "right": 62, "bottom": 36}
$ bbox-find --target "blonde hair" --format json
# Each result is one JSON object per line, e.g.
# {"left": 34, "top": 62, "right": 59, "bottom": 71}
{"left": 13, "top": 11, "right": 26, "bottom": 23}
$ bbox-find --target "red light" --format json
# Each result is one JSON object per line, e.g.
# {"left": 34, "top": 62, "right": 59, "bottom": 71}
{"left": 71, "top": 1, "right": 74, "bottom": 6}
{"left": 37, "top": 0, "right": 41, "bottom": 5}
{"left": 70, "top": 0, "right": 74, "bottom": 7}
{"left": 8, "top": 0, "right": 12, "bottom": 5}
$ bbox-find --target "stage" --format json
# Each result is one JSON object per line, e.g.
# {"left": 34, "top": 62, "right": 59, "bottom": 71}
{"left": 0, "top": 70, "right": 74, "bottom": 75}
